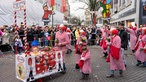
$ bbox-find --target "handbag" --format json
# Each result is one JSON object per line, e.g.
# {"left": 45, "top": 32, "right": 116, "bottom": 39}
{"left": 75, "top": 44, "right": 82, "bottom": 54}
{"left": 103, "top": 39, "right": 107, "bottom": 50}
{"left": 78, "top": 50, "right": 88, "bottom": 69}
{"left": 78, "top": 60, "right": 84, "bottom": 69}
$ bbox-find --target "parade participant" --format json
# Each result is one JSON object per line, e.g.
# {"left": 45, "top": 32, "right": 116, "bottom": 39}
{"left": 135, "top": 27, "right": 146, "bottom": 67}
{"left": 78, "top": 46, "right": 91, "bottom": 80}
{"left": 118, "top": 23, "right": 128, "bottom": 67}
{"left": 66, "top": 28, "right": 72, "bottom": 54}
{"left": 100, "top": 25, "right": 110, "bottom": 58}
{"left": 55, "top": 24, "right": 69, "bottom": 73}
{"left": 125, "top": 23, "right": 138, "bottom": 53}
{"left": 106, "top": 28, "right": 126, "bottom": 78}
{"left": 75, "top": 30, "right": 87, "bottom": 69}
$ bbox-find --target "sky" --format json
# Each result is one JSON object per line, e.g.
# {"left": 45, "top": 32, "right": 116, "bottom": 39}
{"left": 68, "top": 0, "right": 88, "bottom": 20}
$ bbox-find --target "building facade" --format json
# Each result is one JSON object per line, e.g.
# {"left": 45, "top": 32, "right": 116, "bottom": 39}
{"left": 110, "top": 0, "right": 140, "bottom": 27}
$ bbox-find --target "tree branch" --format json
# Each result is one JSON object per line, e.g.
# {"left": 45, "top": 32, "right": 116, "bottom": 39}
{"left": 74, "top": 7, "right": 85, "bottom": 11}
{"left": 77, "top": 0, "right": 89, "bottom": 6}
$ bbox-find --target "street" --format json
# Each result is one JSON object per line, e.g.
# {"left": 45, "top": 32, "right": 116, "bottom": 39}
{"left": 0, "top": 46, "right": 146, "bottom": 82}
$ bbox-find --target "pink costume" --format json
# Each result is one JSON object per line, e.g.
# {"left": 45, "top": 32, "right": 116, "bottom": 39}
{"left": 66, "top": 32, "right": 71, "bottom": 50}
{"left": 135, "top": 35, "right": 146, "bottom": 63}
{"left": 108, "top": 35, "right": 126, "bottom": 70}
{"left": 100, "top": 27, "right": 110, "bottom": 53}
{"left": 75, "top": 36, "right": 87, "bottom": 64}
{"left": 55, "top": 31, "right": 70, "bottom": 62}
{"left": 80, "top": 50, "right": 91, "bottom": 74}
{"left": 125, "top": 27, "right": 137, "bottom": 50}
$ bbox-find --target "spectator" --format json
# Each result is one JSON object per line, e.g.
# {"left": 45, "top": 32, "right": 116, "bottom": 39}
{"left": 2, "top": 29, "right": 10, "bottom": 45}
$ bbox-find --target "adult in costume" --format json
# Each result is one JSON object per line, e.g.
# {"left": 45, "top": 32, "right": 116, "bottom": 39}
{"left": 125, "top": 23, "right": 138, "bottom": 53}
{"left": 106, "top": 28, "right": 126, "bottom": 78}
{"left": 135, "top": 27, "right": 146, "bottom": 67}
{"left": 55, "top": 24, "right": 69, "bottom": 73}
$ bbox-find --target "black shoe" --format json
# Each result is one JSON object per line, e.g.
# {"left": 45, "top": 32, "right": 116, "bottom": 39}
{"left": 136, "top": 63, "right": 142, "bottom": 66}
{"left": 31, "top": 77, "right": 34, "bottom": 80}
{"left": 125, "top": 64, "right": 127, "bottom": 67}
{"left": 66, "top": 51, "right": 69, "bottom": 54}
{"left": 106, "top": 74, "right": 114, "bottom": 78}
{"left": 85, "top": 74, "right": 90, "bottom": 80}
{"left": 27, "top": 78, "right": 30, "bottom": 82}
{"left": 103, "top": 52, "right": 108, "bottom": 58}
{"left": 69, "top": 49, "right": 72, "bottom": 53}
{"left": 75, "top": 64, "right": 80, "bottom": 69}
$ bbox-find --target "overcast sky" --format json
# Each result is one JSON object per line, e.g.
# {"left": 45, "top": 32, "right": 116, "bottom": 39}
{"left": 68, "top": 0, "right": 87, "bottom": 20}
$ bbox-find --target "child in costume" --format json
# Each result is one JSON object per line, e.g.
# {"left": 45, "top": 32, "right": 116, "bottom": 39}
{"left": 78, "top": 46, "right": 91, "bottom": 80}
{"left": 75, "top": 30, "right": 87, "bottom": 69}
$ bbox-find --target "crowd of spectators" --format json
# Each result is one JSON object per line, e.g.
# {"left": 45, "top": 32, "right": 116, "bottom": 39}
{"left": 0, "top": 24, "right": 101, "bottom": 53}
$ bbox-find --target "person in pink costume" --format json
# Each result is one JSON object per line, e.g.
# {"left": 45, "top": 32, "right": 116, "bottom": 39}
{"left": 100, "top": 26, "right": 110, "bottom": 58}
{"left": 135, "top": 27, "right": 146, "bottom": 67}
{"left": 79, "top": 46, "right": 91, "bottom": 80}
{"left": 106, "top": 28, "right": 126, "bottom": 78}
{"left": 75, "top": 30, "right": 87, "bottom": 69}
{"left": 125, "top": 23, "right": 138, "bottom": 53}
{"left": 66, "top": 28, "right": 72, "bottom": 54}
{"left": 55, "top": 24, "right": 69, "bottom": 73}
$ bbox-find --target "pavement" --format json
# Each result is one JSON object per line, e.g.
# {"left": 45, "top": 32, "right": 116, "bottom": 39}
{"left": 0, "top": 46, "right": 146, "bottom": 82}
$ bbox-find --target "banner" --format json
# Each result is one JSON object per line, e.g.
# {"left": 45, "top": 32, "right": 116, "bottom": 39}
{"left": 61, "top": 0, "right": 66, "bottom": 12}
{"left": 16, "top": 50, "right": 63, "bottom": 82}
{"left": 13, "top": 0, "right": 26, "bottom": 11}
{"left": 47, "top": 0, "right": 55, "bottom": 10}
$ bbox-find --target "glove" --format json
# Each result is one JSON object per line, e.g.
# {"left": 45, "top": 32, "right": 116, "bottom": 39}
{"left": 81, "top": 57, "right": 85, "bottom": 61}
{"left": 107, "top": 42, "right": 111, "bottom": 46}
